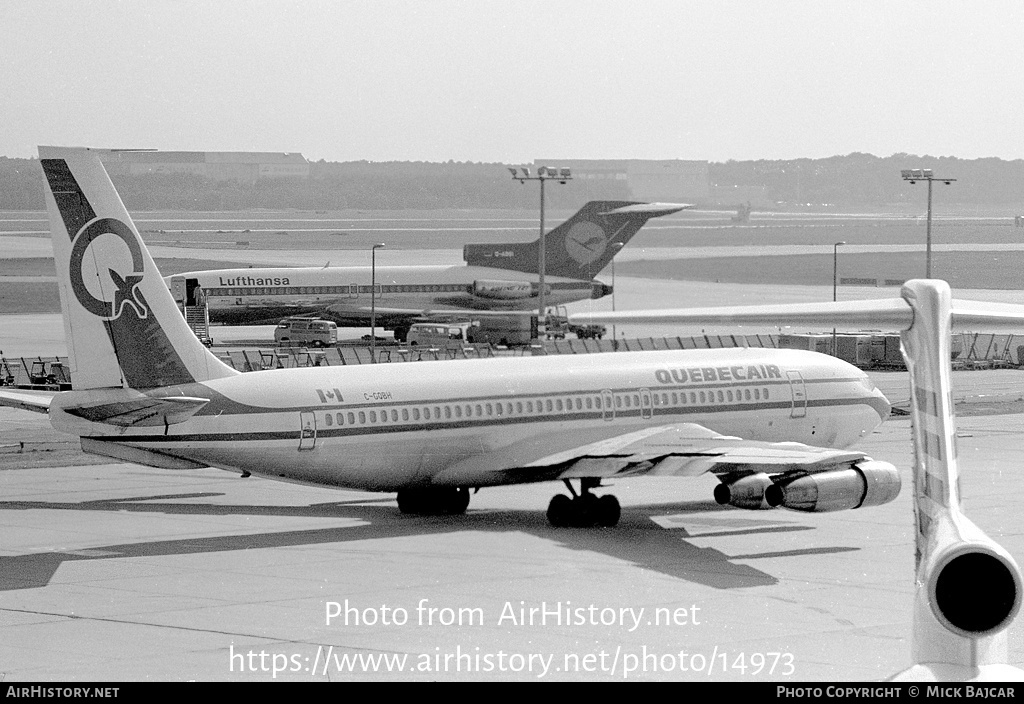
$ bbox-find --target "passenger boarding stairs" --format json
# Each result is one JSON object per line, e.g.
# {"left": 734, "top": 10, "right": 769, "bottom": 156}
{"left": 183, "top": 304, "right": 212, "bottom": 347}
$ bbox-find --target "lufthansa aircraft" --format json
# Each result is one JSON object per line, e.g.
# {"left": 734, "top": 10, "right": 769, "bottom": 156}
{"left": 0, "top": 147, "right": 907, "bottom": 530}
{"left": 165, "top": 199, "right": 688, "bottom": 333}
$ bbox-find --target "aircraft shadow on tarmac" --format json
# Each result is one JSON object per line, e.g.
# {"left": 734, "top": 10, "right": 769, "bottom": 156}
{"left": 0, "top": 493, "right": 852, "bottom": 593}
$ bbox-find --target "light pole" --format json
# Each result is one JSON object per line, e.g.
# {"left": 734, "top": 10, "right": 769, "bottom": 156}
{"left": 370, "top": 243, "right": 385, "bottom": 362}
{"left": 610, "top": 241, "right": 624, "bottom": 344}
{"left": 901, "top": 169, "right": 956, "bottom": 278}
{"left": 509, "top": 165, "right": 572, "bottom": 339}
{"left": 832, "top": 241, "right": 845, "bottom": 356}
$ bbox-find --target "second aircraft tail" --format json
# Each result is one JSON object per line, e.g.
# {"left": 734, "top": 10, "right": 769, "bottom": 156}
{"left": 463, "top": 201, "right": 690, "bottom": 280}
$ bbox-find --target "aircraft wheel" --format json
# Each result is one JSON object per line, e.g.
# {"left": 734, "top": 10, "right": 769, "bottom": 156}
{"left": 397, "top": 487, "right": 469, "bottom": 515}
{"left": 596, "top": 494, "right": 621, "bottom": 527}
{"left": 397, "top": 488, "right": 423, "bottom": 514}
{"left": 444, "top": 487, "right": 470, "bottom": 515}
{"left": 547, "top": 494, "right": 572, "bottom": 527}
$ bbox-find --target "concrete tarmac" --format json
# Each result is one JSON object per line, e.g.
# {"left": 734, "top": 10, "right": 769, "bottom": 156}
{"left": 1, "top": 410, "right": 1023, "bottom": 681}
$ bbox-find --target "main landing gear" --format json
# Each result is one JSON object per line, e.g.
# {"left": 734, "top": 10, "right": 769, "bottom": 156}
{"left": 547, "top": 478, "right": 620, "bottom": 528}
{"left": 397, "top": 486, "right": 471, "bottom": 516}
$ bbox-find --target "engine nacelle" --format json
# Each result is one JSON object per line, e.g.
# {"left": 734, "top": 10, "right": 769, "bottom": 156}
{"left": 713, "top": 473, "right": 774, "bottom": 510}
{"left": 472, "top": 280, "right": 534, "bottom": 300}
{"left": 764, "top": 460, "right": 901, "bottom": 512}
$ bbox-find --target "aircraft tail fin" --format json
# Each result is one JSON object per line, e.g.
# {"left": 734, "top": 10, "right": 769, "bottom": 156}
{"left": 890, "top": 281, "right": 1023, "bottom": 681}
{"left": 463, "top": 201, "right": 691, "bottom": 279}
{"left": 38, "top": 147, "right": 239, "bottom": 390}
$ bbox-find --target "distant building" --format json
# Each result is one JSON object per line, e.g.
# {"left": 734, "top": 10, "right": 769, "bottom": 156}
{"left": 97, "top": 150, "right": 309, "bottom": 183}
{"left": 533, "top": 159, "right": 710, "bottom": 202}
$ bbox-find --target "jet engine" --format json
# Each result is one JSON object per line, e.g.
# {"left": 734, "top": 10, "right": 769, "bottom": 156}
{"left": 713, "top": 473, "right": 774, "bottom": 510}
{"left": 764, "top": 460, "right": 901, "bottom": 512}
{"left": 472, "top": 280, "right": 534, "bottom": 300}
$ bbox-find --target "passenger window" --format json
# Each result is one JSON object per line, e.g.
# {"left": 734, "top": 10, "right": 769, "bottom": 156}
{"left": 347, "top": 412, "right": 355, "bottom": 425}
{"left": 526, "top": 401, "right": 534, "bottom": 413}
{"left": 423, "top": 407, "right": 431, "bottom": 420}
{"left": 717, "top": 391, "right": 724, "bottom": 402}
{"left": 515, "top": 402, "right": 523, "bottom": 413}
{"left": 325, "top": 414, "right": 333, "bottom": 427}
{"left": 337, "top": 413, "right": 344, "bottom": 426}
{"left": 369, "top": 411, "right": 377, "bottom": 423}
{"left": 615, "top": 396, "right": 622, "bottom": 408}
{"left": 455, "top": 406, "right": 463, "bottom": 418}
{"left": 413, "top": 408, "right": 420, "bottom": 421}
{"left": 495, "top": 403, "right": 502, "bottom": 416}
{"left": 545, "top": 399, "right": 553, "bottom": 412}
{"left": 391, "top": 410, "right": 399, "bottom": 422}
{"left": 556, "top": 399, "right": 563, "bottom": 412}
{"left": 486, "top": 403, "right": 492, "bottom": 416}
{"left": 672, "top": 392, "right": 679, "bottom": 405}
{"left": 359, "top": 411, "right": 366, "bottom": 424}
{"left": 727, "top": 390, "right": 733, "bottom": 402}
{"left": 699, "top": 391, "right": 706, "bottom": 403}
{"left": 476, "top": 404, "right": 483, "bottom": 416}
{"left": 445, "top": 406, "right": 452, "bottom": 419}
{"left": 402, "top": 409, "right": 409, "bottom": 421}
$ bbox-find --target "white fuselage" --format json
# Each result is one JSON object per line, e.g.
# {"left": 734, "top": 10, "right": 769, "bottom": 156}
{"left": 168, "top": 264, "right": 602, "bottom": 323}
{"left": 51, "top": 348, "right": 888, "bottom": 492}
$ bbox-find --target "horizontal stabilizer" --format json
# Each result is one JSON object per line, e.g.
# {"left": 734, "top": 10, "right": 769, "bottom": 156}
{"left": 62, "top": 394, "right": 209, "bottom": 427}
{"left": 0, "top": 388, "right": 57, "bottom": 415}
{"left": 571, "top": 284, "right": 1024, "bottom": 332}
{"left": 599, "top": 202, "right": 693, "bottom": 216}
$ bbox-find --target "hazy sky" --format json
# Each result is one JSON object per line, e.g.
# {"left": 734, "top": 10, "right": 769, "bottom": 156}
{"left": 3, "top": 1, "right": 1023, "bottom": 162}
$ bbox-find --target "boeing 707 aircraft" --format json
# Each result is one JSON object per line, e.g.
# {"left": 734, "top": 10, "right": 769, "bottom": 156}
{"left": 0, "top": 147, "right": 911, "bottom": 528}
{"left": 167, "top": 200, "right": 688, "bottom": 337}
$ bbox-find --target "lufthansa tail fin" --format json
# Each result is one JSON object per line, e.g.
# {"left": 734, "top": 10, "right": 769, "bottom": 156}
{"left": 39, "top": 147, "right": 239, "bottom": 390}
{"left": 573, "top": 280, "right": 1024, "bottom": 680}
{"left": 463, "top": 201, "right": 690, "bottom": 280}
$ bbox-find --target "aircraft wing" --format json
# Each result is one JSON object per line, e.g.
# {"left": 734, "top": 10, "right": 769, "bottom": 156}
{"left": 0, "top": 388, "right": 57, "bottom": 414}
{"left": 450, "top": 423, "right": 869, "bottom": 486}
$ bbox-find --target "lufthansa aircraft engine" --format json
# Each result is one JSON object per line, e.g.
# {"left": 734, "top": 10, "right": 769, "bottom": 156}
{"left": 472, "top": 280, "right": 535, "bottom": 300}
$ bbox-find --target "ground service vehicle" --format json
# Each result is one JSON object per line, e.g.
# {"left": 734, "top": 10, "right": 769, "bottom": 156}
{"left": 273, "top": 317, "right": 338, "bottom": 346}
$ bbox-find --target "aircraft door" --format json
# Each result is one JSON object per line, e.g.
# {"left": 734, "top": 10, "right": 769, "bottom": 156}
{"left": 786, "top": 370, "right": 807, "bottom": 419}
{"left": 640, "top": 388, "right": 653, "bottom": 419}
{"left": 601, "top": 389, "right": 615, "bottom": 421}
{"left": 299, "top": 412, "right": 317, "bottom": 450}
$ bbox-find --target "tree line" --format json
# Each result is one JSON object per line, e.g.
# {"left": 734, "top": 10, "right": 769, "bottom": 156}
{"left": 1, "top": 154, "right": 1020, "bottom": 211}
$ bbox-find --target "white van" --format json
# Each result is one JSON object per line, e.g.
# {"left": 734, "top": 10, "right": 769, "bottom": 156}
{"left": 405, "top": 322, "right": 469, "bottom": 347}
{"left": 274, "top": 317, "right": 338, "bottom": 347}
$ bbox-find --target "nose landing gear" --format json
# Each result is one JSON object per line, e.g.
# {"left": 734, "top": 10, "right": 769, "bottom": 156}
{"left": 547, "top": 478, "right": 620, "bottom": 528}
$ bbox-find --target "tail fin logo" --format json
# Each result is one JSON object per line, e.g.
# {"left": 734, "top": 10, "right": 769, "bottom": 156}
{"left": 69, "top": 218, "right": 149, "bottom": 320}
{"left": 565, "top": 221, "right": 607, "bottom": 265}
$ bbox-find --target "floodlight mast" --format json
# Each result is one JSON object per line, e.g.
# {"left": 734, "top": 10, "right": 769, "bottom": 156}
{"left": 510, "top": 165, "right": 573, "bottom": 338}
{"left": 901, "top": 169, "right": 956, "bottom": 278}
